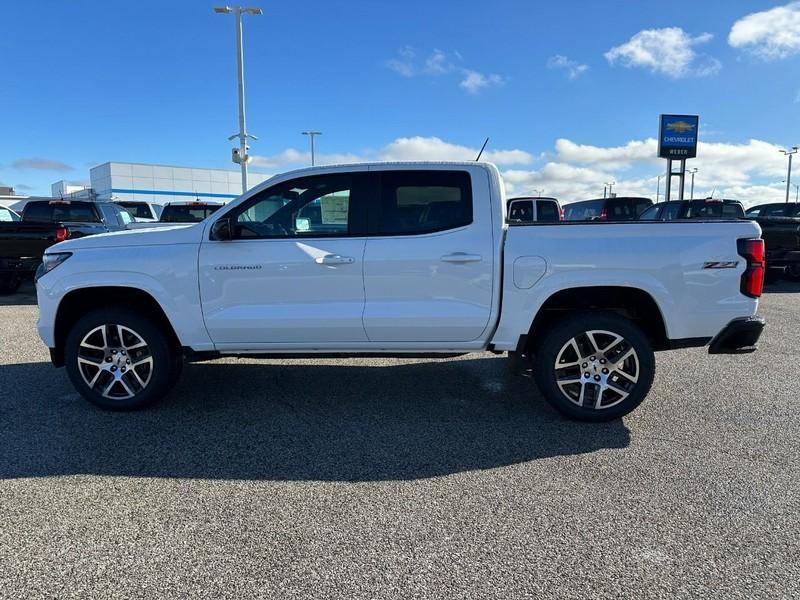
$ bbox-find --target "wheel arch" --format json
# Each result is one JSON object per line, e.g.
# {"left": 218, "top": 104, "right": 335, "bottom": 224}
{"left": 524, "top": 286, "right": 669, "bottom": 353}
{"left": 52, "top": 286, "right": 181, "bottom": 367}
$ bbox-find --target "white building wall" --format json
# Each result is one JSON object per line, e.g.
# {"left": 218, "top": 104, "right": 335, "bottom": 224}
{"left": 90, "top": 162, "right": 271, "bottom": 205}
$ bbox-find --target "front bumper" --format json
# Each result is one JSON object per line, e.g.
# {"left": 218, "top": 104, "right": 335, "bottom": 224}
{"left": 708, "top": 316, "right": 765, "bottom": 354}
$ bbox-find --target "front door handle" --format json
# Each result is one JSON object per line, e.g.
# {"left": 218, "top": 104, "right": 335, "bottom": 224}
{"left": 315, "top": 254, "right": 355, "bottom": 265}
{"left": 441, "top": 252, "right": 482, "bottom": 263}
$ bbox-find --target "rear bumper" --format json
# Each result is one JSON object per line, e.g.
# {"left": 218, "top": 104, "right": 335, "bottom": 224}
{"left": 708, "top": 316, "right": 765, "bottom": 354}
{"left": 0, "top": 256, "right": 39, "bottom": 274}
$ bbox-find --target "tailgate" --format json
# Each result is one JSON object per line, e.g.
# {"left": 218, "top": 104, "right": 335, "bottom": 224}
{"left": 0, "top": 224, "right": 57, "bottom": 259}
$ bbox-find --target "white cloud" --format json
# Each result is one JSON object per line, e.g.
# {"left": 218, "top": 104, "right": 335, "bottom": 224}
{"left": 380, "top": 137, "right": 532, "bottom": 165}
{"left": 385, "top": 46, "right": 416, "bottom": 77}
{"left": 605, "top": 27, "right": 721, "bottom": 78}
{"left": 386, "top": 47, "right": 504, "bottom": 93}
{"left": 459, "top": 70, "right": 504, "bottom": 93}
{"left": 250, "top": 149, "right": 364, "bottom": 169}
{"left": 729, "top": 1, "right": 800, "bottom": 59}
{"left": 546, "top": 55, "right": 589, "bottom": 79}
{"left": 250, "top": 136, "right": 534, "bottom": 170}
{"left": 555, "top": 138, "right": 659, "bottom": 170}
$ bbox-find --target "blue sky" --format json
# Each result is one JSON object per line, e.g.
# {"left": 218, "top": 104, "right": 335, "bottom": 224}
{"left": 1, "top": 0, "right": 799, "bottom": 203}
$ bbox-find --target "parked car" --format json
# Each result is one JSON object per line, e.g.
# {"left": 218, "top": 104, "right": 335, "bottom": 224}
{"left": 22, "top": 200, "right": 134, "bottom": 231}
{"left": 159, "top": 201, "right": 224, "bottom": 223}
{"left": 638, "top": 199, "right": 745, "bottom": 221}
{"left": 564, "top": 197, "right": 653, "bottom": 221}
{"left": 36, "top": 162, "right": 765, "bottom": 421}
{"left": 506, "top": 197, "right": 563, "bottom": 223}
{"left": 0, "top": 206, "right": 21, "bottom": 222}
{"left": 745, "top": 203, "right": 800, "bottom": 218}
{"left": 748, "top": 206, "right": 800, "bottom": 280}
{"left": 114, "top": 200, "right": 163, "bottom": 222}
{"left": 0, "top": 200, "right": 133, "bottom": 294}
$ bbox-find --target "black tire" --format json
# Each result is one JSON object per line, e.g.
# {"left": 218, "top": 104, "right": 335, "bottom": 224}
{"left": 64, "top": 308, "right": 181, "bottom": 410}
{"left": 786, "top": 264, "right": 800, "bottom": 282}
{"left": 532, "top": 312, "right": 655, "bottom": 422}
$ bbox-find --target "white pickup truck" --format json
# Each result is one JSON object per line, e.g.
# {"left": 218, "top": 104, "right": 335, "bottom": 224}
{"left": 35, "top": 162, "right": 765, "bottom": 421}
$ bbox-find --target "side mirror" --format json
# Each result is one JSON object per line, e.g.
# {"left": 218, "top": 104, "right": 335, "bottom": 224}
{"left": 507, "top": 199, "right": 534, "bottom": 223}
{"left": 210, "top": 217, "right": 233, "bottom": 241}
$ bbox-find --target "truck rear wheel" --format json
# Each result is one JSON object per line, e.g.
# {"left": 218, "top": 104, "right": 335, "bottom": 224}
{"left": 64, "top": 308, "right": 181, "bottom": 410}
{"left": 532, "top": 312, "right": 655, "bottom": 422}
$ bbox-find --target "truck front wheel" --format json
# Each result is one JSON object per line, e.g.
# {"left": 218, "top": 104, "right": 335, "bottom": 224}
{"left": 64, "top": 308, "right": 181, "bottom": 410}
{"left": 532, "top": 312, "right": 655, "bottom": 422}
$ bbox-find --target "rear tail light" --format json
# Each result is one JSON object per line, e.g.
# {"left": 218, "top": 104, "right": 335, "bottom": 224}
{"left": 737, "top": 238, "right": 765, "bottom": 298}
{"left": 559, "top": 207, "right": 565, "bottom": 221}
{"left": 55, "top": 227, "right": 70, "bottom": 242}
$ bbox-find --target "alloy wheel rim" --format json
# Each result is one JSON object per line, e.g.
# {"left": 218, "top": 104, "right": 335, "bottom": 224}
{"left": 77, "top": 324, "right": 153, "bottom": 400}
{"left": 553, "top": 329, "right": 639, "bottom": 410}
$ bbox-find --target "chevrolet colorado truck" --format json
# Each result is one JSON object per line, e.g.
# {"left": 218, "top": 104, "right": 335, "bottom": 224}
{"left": 35, "top": 162, "right": 766, "bottom": 421}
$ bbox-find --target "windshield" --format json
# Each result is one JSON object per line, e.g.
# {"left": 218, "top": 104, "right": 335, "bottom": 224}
{"left": 118, "top": 202, "right": 156, "bottom": 219}
{"left": 686, "top": 201, "right": 744, "bottom": 219}
{"left": 0, "top": 207, "right": 20, "bottom": 222}
{"left": 22, "top": 202, "right": 101, "bottom": 223}
{"left": 564, "top": 200, "right": 604, "bottom": 221}
{"left": 160, "top": 204, "right": 222, "bottom": 223}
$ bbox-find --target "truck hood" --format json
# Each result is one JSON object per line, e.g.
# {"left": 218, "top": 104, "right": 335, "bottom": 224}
{"left": 51, "top": 223, "right": 205, "bottom": 251}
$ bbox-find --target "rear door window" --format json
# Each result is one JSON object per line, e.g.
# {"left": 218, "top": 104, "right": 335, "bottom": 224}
{"left": 373, "top": 170, "right": 472, "bottom": 235}
{"left": 508, "top": 200, "right": 534, "bottom": 222}
{"left": 536, "top": 200, "right": 559, "bottom": 222}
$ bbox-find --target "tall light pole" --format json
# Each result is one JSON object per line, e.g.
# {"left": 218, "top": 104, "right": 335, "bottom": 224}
{"left": 688, "top": 168, "right": 698, "bottom": 199}
{"left": 656, "top": 174, "right": 664, "bottom": 202}
{"left": 783, "top": 180, "right": 800, "bottom": 202}
{"left": 302, "top": 131, "right": 322, "bottom": 166}
{"left": 531, "top": 188, "right": 544, "bottom": 197}
{"left": 605, "top": 181, "right": 615, "bottom": 198}
{"left": 214, "top": 5, "right": 262, "bottom": 193}
{"left": 781, "top": 147, "right": 798, "bottom": 203}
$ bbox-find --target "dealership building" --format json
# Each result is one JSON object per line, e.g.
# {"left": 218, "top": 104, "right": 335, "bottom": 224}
{"left": 85, "top": 161, "right": 272, "bottom": 205}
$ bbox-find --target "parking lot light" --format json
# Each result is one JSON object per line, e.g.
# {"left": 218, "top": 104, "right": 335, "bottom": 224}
{"left": 780, "top": 147, "right": 798, "bottom": 203}
{"left": 214, "top": 6, "right": 262, "bottom": 193}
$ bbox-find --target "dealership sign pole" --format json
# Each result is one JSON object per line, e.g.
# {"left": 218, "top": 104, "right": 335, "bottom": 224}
{"left": 658, "top": 115, "right": 699, "bottom": 202}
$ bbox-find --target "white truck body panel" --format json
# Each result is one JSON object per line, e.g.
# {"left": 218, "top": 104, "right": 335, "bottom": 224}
{"left": 36, "top": 161, "right": 761, "bottom": 356}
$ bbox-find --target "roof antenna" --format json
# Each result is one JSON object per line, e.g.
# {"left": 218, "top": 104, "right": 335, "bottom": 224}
{"left": 475, "top": 137, "right": 489, "bottom": 161}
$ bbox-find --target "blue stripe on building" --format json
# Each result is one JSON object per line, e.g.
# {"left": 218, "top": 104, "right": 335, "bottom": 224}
{"left": 111, "top": 188, "right": 239, "bottom": 199}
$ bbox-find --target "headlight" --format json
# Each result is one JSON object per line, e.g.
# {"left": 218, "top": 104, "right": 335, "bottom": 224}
{"left": 36, "top": 252, "right": 72, "bottom": 281}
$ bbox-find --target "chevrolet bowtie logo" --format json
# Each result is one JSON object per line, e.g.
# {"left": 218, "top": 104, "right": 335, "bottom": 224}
{"left": 665, "top": 121, "right": 696, "bottom": 133}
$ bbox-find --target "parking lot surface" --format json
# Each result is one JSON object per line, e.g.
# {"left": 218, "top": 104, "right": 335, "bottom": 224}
{"left": 1, "top": 281, "right": 798, "bottom": 599}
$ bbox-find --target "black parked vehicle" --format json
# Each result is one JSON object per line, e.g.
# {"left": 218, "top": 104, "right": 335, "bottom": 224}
{"left": 638, "top": 199, "right": 745, "bottom": 221}
{"left": 746, "top": 203, "right": 800, "bottom": 280}
{"left": 0, "top": 200, "right": 133, "bottom": 294}
{"left": 745, "top": 202, "right": 800, "bottom": 218}
{"left": 563, "top": 197, "right": 653, "bottom": 222}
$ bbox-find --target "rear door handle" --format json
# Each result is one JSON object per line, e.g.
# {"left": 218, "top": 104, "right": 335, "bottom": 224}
{"left": 441, "top": 252, "right": 482, "bottom": 263}
{"left": 315, "top": 254, "right": 355, "bottom": 265}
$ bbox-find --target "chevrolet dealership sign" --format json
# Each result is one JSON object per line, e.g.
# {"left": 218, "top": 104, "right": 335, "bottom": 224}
{"left": 658, "top": 114, "right": 699, "bottom": 159}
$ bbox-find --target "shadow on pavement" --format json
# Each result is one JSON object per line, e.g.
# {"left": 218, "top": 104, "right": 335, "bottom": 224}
{"left": 0, "top": 358, "right": 630, "bottom": 481}
{"left": 763, "top": 277, "right": 800, "bottom": 294}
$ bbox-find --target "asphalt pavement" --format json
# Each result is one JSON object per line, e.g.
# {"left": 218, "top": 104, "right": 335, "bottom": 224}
{"left": 0, "top": 280, "right": 798, "bottom": 599}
